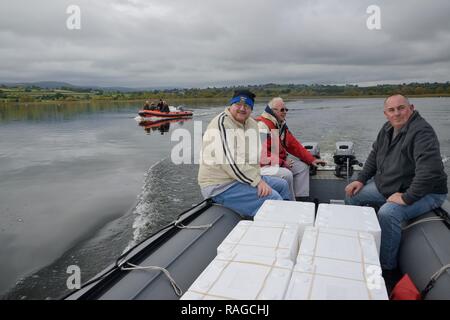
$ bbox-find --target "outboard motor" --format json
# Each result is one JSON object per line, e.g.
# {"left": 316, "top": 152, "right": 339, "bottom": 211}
{"left": 303, "top": 142, "right": 320, "bottom": 176}
{"left": 333, "top": 141, "right": 362, "bottom": 180}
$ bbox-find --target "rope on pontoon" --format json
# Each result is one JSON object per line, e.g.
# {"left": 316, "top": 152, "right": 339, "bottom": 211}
{"left": 174, "top": 218, "right": 213, "bottom": 230}
{"left": 421, "top": 264, "right": 450, "bottom": 299}
{"left": 121, "top": 262, "right": 183, "bottom": 297}
{"left": 402, "top": 217, "right": 444, "bottom": 230}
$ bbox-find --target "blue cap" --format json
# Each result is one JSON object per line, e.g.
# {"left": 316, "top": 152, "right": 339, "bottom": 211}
{"left": 229, "top": 90, "right": 256, "bottom": 109}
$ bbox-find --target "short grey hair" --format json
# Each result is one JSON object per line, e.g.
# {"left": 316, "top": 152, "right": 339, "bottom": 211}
{"left": 268, "top": 97, "right": 284, "bottom": 109}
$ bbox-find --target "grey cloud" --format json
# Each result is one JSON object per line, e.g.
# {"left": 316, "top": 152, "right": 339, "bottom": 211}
{"left": 1, "top": 0, "right": 449, "bottom": 87}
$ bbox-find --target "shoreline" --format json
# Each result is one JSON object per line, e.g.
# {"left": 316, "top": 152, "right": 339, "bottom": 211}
{"left": 2, "top": 94, "right": 450, "bottom": 107}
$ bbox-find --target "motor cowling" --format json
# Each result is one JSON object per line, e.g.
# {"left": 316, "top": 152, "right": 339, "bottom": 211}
{"left": 303, "top": 142, "right": 320, "bottom": 176}
{"left": 333, "top": 141, "right": 362, "bottom": 178}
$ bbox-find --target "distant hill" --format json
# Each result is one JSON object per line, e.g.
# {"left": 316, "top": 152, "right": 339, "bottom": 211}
{"left": 2, "top": 81, "right": 76, "bottom": 89}
{"left": 0, "top": 81, "right": 172, "bottom": 92}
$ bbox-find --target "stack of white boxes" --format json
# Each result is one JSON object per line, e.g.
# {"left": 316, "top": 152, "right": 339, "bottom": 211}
{"left": 285, "top": 227, "right": 388, "bottom": 300}
{"left": 254, "top": 200, "right": 316, "bottom": 240}
{"left": 217, "top": 220, "right": 300, "bottom": 261}
{"left": 181, "top": 201, "right": 388, "bottom": 300}
{"left": 285, "top": 203, "right": 387, "bottom": 300}
{"left": 181, "top": 200, "right": 315, "bottom": 300}
{"left": 315, "top": 204, "right": 382, "bottom": 254}
{"left": 180, "top": 253, "right": 293, "bottom": 300}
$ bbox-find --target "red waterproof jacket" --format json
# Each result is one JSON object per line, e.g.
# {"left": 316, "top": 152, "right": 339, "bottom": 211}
{"left": 256, "top": 112, "right": 315, "bottom": 168}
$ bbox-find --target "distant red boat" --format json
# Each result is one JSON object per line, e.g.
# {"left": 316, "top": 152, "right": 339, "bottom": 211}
{"left": 137, "top": 109, "right": 193, "bottom": 120}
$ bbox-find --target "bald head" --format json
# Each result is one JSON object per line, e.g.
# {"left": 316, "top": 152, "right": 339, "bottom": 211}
{"left": 383, "top": 94, "right": 415, "bottom": 129}
{"left": 384, "top": 94, "right": 411, "bottom": 109}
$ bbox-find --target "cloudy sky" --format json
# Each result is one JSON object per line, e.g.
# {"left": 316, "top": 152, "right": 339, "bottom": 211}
{"left": 1, "top": 0, "right": 450, "bottom": 88}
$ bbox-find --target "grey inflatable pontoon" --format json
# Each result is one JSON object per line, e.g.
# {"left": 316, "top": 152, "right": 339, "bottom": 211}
{"left": 65, "top": 200, "right": 242, "bottom": 300}
{"left": 399, "top": 201, "right": 450, "bottom": 299}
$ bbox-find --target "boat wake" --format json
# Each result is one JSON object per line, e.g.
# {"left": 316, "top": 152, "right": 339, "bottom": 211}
{"left": 192, "top": 110, "right": 219, "bottom": 118}
{"left": 124, "top": 159, "right": 202, "bottom": 253}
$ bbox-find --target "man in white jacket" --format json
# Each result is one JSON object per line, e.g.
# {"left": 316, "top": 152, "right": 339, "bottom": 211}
{"left": 198, "top": 90, "right": 291, "bottom": 217}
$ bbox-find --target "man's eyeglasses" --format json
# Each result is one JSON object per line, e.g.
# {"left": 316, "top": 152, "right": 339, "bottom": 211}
{"left": 274, "top": 108, "right": 289, "bottom": 112}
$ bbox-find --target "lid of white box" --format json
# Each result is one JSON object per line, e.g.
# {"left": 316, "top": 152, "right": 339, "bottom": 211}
{"left": 187, "top": 253, "right": 293, "bottom": 300}
{"left": 285, "top": 272, "right": 388, "bottom": 300}
{"left": 222, "top": 220, "right": 298, "bottom": 249}
{"left": 255, "top": 200, "right": 315, "bottom": 225}
{"left": 298, "top": 227, "right": 380, "bottom": 266}
{"left": 316, "top": 204, "right": 381, "bottom": 233}
{"left": 217, "top": 243, "right": 292, "bottom": 261}
{"left": 296, "top": 255, "right": 382, "bottom": 283}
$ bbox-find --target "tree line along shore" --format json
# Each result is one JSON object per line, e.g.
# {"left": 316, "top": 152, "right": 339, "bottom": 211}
{"left": 1, "top": 82, "right": 450, "bottom": 105}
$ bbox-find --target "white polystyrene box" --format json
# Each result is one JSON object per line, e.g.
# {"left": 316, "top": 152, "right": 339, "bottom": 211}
{"left": 254, "top": 200, "right": 315, "bottom": 239}
{"left": 315, "top": 204, "right": 381, "bottom": 254}
{"left": 180, "top": 252, "right": 293, "bottom": 300}
{"left": 285, "top": 257, "right": 388, "bottom": 300}
{"left": 217, "top": 220, "right": 299, "bottom": 262}
{"left": 297, "top": 227, "right": 380, "bottom": 266}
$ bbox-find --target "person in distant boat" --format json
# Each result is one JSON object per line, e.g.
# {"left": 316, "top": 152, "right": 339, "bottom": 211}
{"left": 198, "top": 90, "right": 291, "bottom": 217}
{"left": 161, "top": 101, "right": 170, "bottom": 113}
{"left": 256, "top": 97, "right": 326, "bottom": 201}
{"left": 345, "top": 94, "right": 448, "bottom": 274}
{"left": 157, "top": 99, "right": 164, "bottom": 111}
{"left": 143, "top": 100, "right": 151, "bottom": 110}
{"left": 149, "top": 101, "right": 157, "bottom": 110}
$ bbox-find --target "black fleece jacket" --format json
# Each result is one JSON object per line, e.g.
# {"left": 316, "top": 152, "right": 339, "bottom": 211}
{"left": 357, "top": 111, "right": 447, "bottom": 204}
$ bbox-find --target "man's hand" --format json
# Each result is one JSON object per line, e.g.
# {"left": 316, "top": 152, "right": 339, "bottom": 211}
{"left": 387, "top": 192, "right": 406, "bottom": 205}
{"left": 286, "top": 159, "right": 294, "bottom": 169}
{"left": 345, "top": 181, "right": 364, "bottom": 197}
{"left": 311, "top": 159, "right": 327, "bottom": 167}
{"left": 257, "top": 179, "right": 272, "bottom": 198}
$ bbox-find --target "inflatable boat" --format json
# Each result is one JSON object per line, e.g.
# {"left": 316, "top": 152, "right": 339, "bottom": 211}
{"left": 64, "top": 142, "right": 449, "bottom": 300}
{"left": 137, "top": 108, "right": 193, "bottom": 122}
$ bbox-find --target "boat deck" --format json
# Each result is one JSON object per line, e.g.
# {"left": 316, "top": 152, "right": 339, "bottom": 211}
{"left": 65, "top": 169, "right": 450, "bottom": 300}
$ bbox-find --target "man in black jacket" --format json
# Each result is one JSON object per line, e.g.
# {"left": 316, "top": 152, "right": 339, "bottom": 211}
{"left": 345, "top": 94, "right": 447, "bottom": 272}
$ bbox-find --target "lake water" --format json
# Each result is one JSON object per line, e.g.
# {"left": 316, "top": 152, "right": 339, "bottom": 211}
{"left": 0, "top": 98, "right": 449, "bottom": 299}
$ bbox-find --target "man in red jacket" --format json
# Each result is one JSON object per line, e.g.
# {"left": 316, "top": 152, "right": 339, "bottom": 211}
{"left": 256, "top": 97, "right": 326, "bottom": 201}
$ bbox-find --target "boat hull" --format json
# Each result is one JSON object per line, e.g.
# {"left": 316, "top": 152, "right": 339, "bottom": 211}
{"left": 137, "top": 110, "right": 193, "bottom": 120}
{"left": 398, "top": 202, "right": 450, "bottom": 300}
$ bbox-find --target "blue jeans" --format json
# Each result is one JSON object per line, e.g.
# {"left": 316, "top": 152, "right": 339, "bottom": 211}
{"left": 345, "top": 180, "right": 447, "bottom": 270}
{"left": 213, "top": 176, "right": 292, "bottom": 218}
